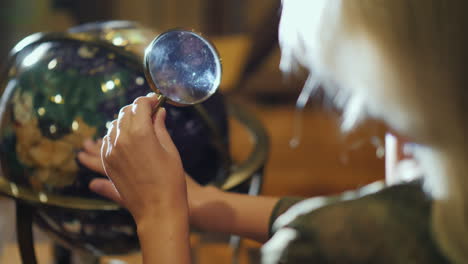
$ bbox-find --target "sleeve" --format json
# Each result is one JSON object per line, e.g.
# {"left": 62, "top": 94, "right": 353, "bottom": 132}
{"left": 268, "top": 197, "right": 305, "bottom": 238}
{"left": 262, "top": 181, "right": 449, "bottom": 264}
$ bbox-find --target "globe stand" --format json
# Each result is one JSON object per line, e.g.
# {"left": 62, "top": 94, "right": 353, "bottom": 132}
{"left": 52, "top": 245, "right": 72, "bottom": 264}
{"left": 53, "top": 245, "right": 100, "bottom": 264}
{"left": 16, "top": 201, "right": 37, "bottom": 264}
{"left": 15, "top": 201, "right": 100, "bottom": 264}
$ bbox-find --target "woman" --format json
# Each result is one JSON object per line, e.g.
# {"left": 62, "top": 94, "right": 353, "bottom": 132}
{"left": 79, "top": 1, "right": 468, "bottom": 263}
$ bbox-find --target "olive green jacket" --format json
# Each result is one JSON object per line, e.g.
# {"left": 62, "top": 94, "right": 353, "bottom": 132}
{"left": 263, "top": 181, "right": 450, "bottom": 264}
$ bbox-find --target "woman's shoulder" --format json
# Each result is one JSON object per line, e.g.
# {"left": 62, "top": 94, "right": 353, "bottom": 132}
{"left": 262, "top": 182, "right": 450, "bottom": 264}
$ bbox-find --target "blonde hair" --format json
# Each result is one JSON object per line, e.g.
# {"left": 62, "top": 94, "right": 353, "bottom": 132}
{"left": 279, "top": 0, "right": 468, "bottom": 262}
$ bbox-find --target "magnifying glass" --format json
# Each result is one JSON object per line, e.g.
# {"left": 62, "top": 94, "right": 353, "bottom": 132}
{"left": 144, "top": 30, "right": 222, "bottom": 115}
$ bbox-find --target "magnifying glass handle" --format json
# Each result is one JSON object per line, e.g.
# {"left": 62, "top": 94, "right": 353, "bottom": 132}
{"left": 151, "top": 94, "right": 167, "bottom": 117}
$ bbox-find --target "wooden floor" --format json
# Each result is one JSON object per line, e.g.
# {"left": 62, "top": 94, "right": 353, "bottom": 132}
{"left": 232, "top": 101, "right": 386, "bottom": 197}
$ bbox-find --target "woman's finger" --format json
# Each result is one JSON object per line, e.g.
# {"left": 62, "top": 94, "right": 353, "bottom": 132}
{"left": 83, "top": 138, "right": 102, "bottom": 156}
{"left": 89, "top": 178, "right": 123, "bottom": 205}
{"left": 77, "top": 151, "right": 106, "bottom": 175}
{"left": 131, "top": 94, "right": 161, "bottom": 124}
{"left": 100, "top": 135, "right": 111, "bottom": 172}
{"left": 107, "top": 120, "right": 118, "bottom": 146}
{"left": 116, "top": 104, "right": 132, "bottom": 132}
{"left": 153, "top": 108, "right": 178, "bottom": 154}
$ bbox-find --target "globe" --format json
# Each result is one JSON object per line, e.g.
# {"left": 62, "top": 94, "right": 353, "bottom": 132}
{"left": 0, "top": 21, "right": 229, "bottom": 255}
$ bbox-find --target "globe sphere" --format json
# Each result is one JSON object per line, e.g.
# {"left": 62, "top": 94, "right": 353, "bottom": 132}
{"left": 0, "top": 21, "right": 229, "bottom": 255}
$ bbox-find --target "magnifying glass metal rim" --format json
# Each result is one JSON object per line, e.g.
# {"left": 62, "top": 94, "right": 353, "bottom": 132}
{"left": 143, "top": 29, "right": 223, "bottom": 114}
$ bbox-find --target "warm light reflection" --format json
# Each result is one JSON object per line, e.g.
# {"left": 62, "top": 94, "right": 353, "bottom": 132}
{"left": 49, "top": 124, "right": 57, "bottom": 134}
{"left": 102, "top": 80, "right": 116, "bottom": 93}
{"left": 39, "top": 192, "right": 48, "bottom": 203}
{"left": 112, "top": 36, "right": 126, "bottom": 46}
{"left": 10, "top": 183, "right": 18, "bottom": 196}
{"left": 106, "top": 80, "right": 115, "bottom": 90}
{"left": 48, "top": 59, "right": 58, "bottom": 70}
{"left": 376, "top": 147, "right": 385, "bottom": 159}
{"left": 72, "top": 120, "right": 79, "bottom": 131}
{"left": 101, "top": 83, "right": 108, "bottom": 93}
{"left": 23, "top": 43, "right": 51, "bottom": 67}
{"left": 136, "top": 77, "right": 145, "bottom": 85}
{"left": 37, "top": 107, "right": 46, "bottom": 116}
{"left": 51, "top": 94, "right": 64, "bottom": 104}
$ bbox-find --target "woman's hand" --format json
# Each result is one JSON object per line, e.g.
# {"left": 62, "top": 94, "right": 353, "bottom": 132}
{"left": 90, "top": 93, "right": 187, "bottom": 223}
{"left": 78, "top": 136, "right": 215, "bottom": 227}
{"left": 87, "top": 93, "right": 193, "bottom": 264}
{"left": 78, "top": 138, "right": 106, "bottom": 174}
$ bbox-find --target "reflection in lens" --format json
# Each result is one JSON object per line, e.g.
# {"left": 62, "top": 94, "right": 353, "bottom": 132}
{"left": 145, "top": 31, "right": 221, "bottom": 105}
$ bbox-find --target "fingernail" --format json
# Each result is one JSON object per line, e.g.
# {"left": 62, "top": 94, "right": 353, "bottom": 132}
{"left": 146, "top": 92, "right": 156, "bottom": 97}
{"left": 159, "top": 107, "right": 167, "bottom": 120}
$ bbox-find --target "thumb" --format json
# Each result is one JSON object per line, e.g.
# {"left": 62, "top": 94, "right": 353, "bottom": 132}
{"left": 89, "top": 179, "right": 124, "bottom": 205}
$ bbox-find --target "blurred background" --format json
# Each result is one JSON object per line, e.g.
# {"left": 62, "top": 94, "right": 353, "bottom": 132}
{"left": 0, "top": 0, "right": 386, "bottom": 263}
{"left": 2, "top": 0, "right": 268, "bottom": 61}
